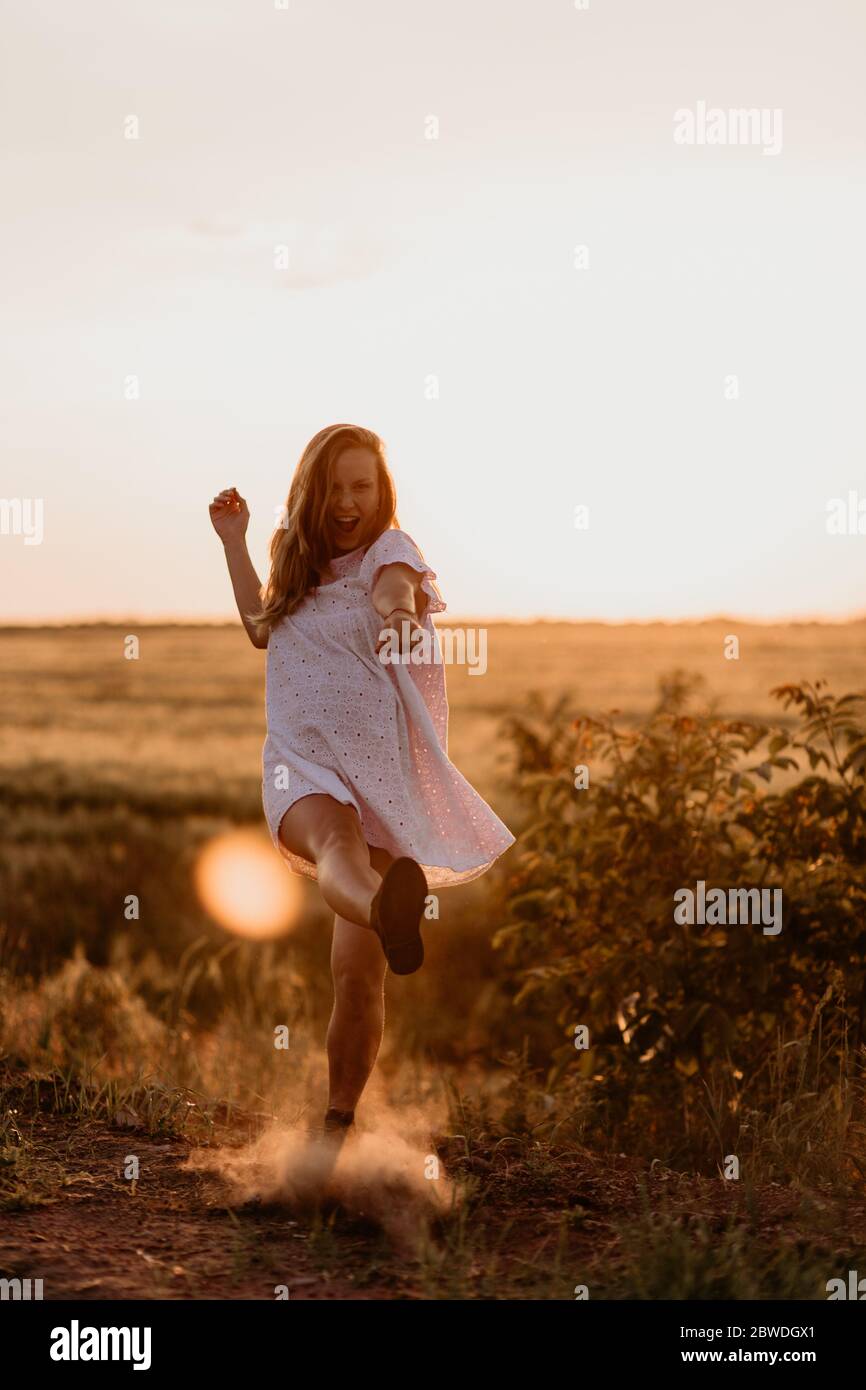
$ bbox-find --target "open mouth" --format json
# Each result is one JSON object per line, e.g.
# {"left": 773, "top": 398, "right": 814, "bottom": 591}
{"left": 334, "top": 516, "right": 361, "bottom": 537}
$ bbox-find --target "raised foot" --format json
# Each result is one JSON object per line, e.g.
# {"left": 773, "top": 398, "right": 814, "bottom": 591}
{"left": 370, "top": 856, "right": 428, "bottom": 975}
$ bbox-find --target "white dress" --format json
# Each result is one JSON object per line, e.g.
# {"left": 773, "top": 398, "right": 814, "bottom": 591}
{"left": 261, "top": 527, "right": 515, "bottom": 887}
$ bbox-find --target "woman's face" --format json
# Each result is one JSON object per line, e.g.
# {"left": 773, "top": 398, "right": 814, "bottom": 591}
{"left": 328, "top": 447, "right": 381, "bottom": 552}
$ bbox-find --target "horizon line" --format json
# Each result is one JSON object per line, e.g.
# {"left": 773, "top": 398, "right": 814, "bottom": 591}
{"left": 3, "top": 610, "right": 866, "bottom": 631}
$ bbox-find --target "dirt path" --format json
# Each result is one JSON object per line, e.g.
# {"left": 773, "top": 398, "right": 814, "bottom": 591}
{"left": 0, "top": 1108, "right": 376, "bottom": 1300}
{"left": 3, "top": 1065, "right": 866, "bottom": 1300}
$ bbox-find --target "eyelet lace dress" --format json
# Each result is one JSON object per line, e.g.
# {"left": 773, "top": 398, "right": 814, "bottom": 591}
{"left": 262, "top": 527, "right": 515, "bottom": 887}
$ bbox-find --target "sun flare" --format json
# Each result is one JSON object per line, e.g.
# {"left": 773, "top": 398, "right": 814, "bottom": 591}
{"left": 194, "top": 830, "right": 302, "bottom": 940}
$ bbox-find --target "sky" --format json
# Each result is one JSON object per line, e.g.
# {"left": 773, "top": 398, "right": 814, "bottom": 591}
{"left": 2, "top": 0, "right": 865, "bottom": 623}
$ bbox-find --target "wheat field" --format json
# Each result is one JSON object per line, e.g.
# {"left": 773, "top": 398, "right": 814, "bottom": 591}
{"left": 3, "top": 618, "right": 865, "bottom": 809}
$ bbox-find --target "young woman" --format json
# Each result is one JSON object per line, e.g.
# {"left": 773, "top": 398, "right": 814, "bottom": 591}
{"left": 208, "top": 423, "right": 514, "bottom": 1136}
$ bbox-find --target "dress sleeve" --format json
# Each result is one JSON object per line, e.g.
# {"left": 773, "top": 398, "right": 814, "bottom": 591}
{"left": 360, "top": 528, "right": 446, "bottom": 615}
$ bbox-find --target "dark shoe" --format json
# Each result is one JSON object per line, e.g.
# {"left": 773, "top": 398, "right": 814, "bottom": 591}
{"left": 369, "top": 856, "right": 427, "bottom": 975}
{"left": 323, "top": 1107, "right": 355, "bottom": 1134}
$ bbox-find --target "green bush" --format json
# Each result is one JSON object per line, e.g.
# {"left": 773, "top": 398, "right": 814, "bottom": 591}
{"left": 498, "top": 677, "right": 866, "bottom": 1175}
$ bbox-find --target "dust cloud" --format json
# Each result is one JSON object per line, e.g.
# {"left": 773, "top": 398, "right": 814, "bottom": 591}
{"left": 186, "top": 1106, "right": 457, "bottom": 1248}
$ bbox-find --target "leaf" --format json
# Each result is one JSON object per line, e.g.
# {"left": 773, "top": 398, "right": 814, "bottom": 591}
{"left": 841, "top": 740, "right": 866, "bottom": 776}
{"left": 509, "top": 890, "right": 553, "bottom": 921}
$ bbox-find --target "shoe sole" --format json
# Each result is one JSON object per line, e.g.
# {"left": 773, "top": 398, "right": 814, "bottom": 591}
{"left": 375, "top": 856, "right": 427, "bottom": 975}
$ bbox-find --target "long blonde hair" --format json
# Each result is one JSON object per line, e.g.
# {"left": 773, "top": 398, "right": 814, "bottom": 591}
{"left": 250, "top": 424, "right": 398, "bottom": 640}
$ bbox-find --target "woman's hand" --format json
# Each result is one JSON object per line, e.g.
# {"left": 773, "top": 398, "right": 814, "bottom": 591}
{"left": 209, "top": 487, "right": 250, "bottom": 547}
{"left": 372, "top": 561, "right": 425, "bottom": 662}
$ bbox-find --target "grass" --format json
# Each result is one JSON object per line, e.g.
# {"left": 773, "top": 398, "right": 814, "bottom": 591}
{"left": 3, "top": 620, "right": 866, "bottom": 1296}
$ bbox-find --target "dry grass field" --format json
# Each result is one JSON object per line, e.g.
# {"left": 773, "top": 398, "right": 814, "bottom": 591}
{"left": 2, "top": 618, "right": 866, "bottom": 1299}
{"left": 3, "top": 616, "right": 865, "bottom": 808}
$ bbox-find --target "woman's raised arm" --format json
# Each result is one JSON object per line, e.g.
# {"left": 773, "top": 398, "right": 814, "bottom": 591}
{"left": 208, "top": 487, "right": 268, "bottom": 649}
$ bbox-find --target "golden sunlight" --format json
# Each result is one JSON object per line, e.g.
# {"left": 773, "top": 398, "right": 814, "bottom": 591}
{"left": 194, "top": 829, "right": 303, "bottom": 940}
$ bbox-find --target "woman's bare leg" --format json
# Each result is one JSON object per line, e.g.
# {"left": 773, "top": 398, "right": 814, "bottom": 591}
{"left": 277, "top": 797, "right": 405, "bottom": 1113}
{"left": 278, "top": 793, "right": 381, "bottom": 930}
{"left": 326, "top": 848, "right": 391, "bottom": 1113}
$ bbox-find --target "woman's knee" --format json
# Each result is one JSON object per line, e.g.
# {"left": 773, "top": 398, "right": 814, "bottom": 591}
{"left": 279, "top": 794, "right": 365, "bottom": 862}
{"left": 332, "top": 914, "right": 385, "bottom": 999}
{"left": 332, "top": 960, "right": 384, "bottom": 1013}
{"left": 315, "top": 803, "right": 368, "bottom": 861}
